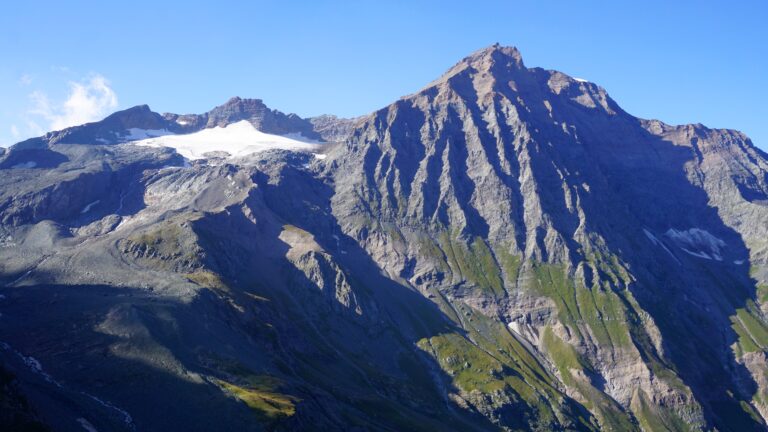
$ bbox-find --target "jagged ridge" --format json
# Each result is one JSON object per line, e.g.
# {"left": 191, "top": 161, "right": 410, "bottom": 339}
{"left": 0, "top": 45, "right": 767, "bottom": 432}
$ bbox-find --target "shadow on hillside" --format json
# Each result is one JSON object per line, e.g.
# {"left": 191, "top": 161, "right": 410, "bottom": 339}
{"left": 0, "top": 148, "right": 69, "bottom": 170}
{"left": 511, "top": 83, "right": 765, "bottom": 430}
{"left": 243, "top": 161, "right": 594, "bottom": 430}
{"left": 186, "top": 165, "right": 504, "bottom": 430}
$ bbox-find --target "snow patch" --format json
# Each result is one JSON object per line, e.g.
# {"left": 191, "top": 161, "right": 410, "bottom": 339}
{"left": 314, "top": 153, "right": 327, "bottom": 160}
{"left": 123, "top": 128, "right": 174, "bottom": 141}
{"left": 77, "top": 418, "right": 98, "bottom": 432}
{"left": 176, "top": 119, "right": 190, "bottom": 125}
{"left": 573, "top": 77, "right": 588, "bottom": 83}
{"left": 19, "top": 354, "right": 57, "bottom": 384}
{"left": 643, "top": 228, "right": 681, "bottom": 265}
{"left": 11, "top": 161, "right": 37, "bottom": 169}
{"left": 85, "top": 393, "right": 134, "bottom": 428}
{"left": 81, "top": 200, "right": 100, "bottom": 214}
{"left": 131, "top": 120, "right": 321, "bottom": 160}
{"left": 680, "top": 249, "right": 712, "bottom": 260}
{"left": 665, "top": 228, "right": 726, "bottom": 261}
{"left": 734, "top": 260, "right": 745, "bottom": 265}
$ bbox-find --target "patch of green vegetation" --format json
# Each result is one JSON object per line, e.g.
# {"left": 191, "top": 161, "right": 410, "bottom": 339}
{"left": 542, "top": 327, "right": 638, "bottom": 431}
{"left": 130, "top": 223, "right": 186, "bottom": 253}
{"left": 438, "top": 232, "right": 504, "bottom": 296}
{"left": 201, "top": 351, "right": 299, "bottom": 420}
{"left": 743, "top": 301, "right": 768, "bottom": 345}
{"left": 541, "top": 327, "right": 590, "bottom": 380}
{"left": 731, "top": 301, "right": 768, "bottom": 354}
{"left": 576, "top": 284, "right": 630, "bottom": 348}
{"left": 529, "top": 263, "right": 579, "bottom": 330}
{"left": 732, "top": 321, "right": 759, "bottom": 354}
{"left": 632, "top": 389, "right": 692, "bottom": 432}
{"left": 527, "top": 263, "right": 632, "bottom": 349}
{"left": 758, "top": 285, "right": 768, "bottom": 304}
{"left": 415, "top": 234, "right": 449, "bottom": 273}
{"left": 186, "top": 270, "right": 229, "bottom": 292}
{"left": 496, "top": 246, "right": 522, "bottom": 285}
{"left": 186, "top": 270, "right": 251, "bottom": 312}
{"left": 740, "top": 400, "right": 765, "bottom": 425}
{"left": 753, "top": 370, "right": 768, "bottom": 416}
{"left": 417, "top": 332, "right": 507, "bottom": 393}
{"left": 584, "top": 249, "right": 632, "bottom": 288}
{"left": 281, "top": 224, "right": 308, "bottom": 235}
{"left": 416, "top": 308, "right": 588, "bottom": 429}
{"left": 131, "top": 223, "right": 182, "bottom": 245}
{"left": 217, "top": 378, "right": 299, "bottom": 420}
{"left": 126, "top": 220, "right": 201, "bottom": 265}
{"left": 464, "top": 310, "right": 554, "bottom": 389}
{"left": 521, "top": 258, "right": 697, "bottom": 429}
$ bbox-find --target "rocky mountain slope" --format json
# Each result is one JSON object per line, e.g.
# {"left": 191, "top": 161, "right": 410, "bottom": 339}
{"left": 1, "top": 45, "right": 767, "bottom": 431}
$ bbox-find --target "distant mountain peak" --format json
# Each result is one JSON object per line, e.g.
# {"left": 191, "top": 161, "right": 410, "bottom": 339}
{"left": 9, "top": 96, "right": 331, "bottom": 149}
{"left": 464, "top": 43, "right": 524, "bottom": 66}
{"left": 425, "top": 44, "right": 526, "bottom": 91}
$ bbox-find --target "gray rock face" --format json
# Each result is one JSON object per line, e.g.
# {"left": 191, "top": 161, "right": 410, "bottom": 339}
{"left": 309, "top": 114, "right": 361, "bottom": 143}
{"left": 327, "top": 44, "right": 768, "bottom": 430}
{"left": 1, "top": 45, "right": 767, "bottom": 432}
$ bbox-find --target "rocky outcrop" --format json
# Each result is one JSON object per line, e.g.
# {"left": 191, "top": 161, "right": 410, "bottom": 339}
{"left": 325, "top": 44, "right": 768, "bottom": 430}
{"left": 309, "top": 114, "right": 360, "bottom": 143}
{"left": 0, "top": 45, "right": 766, "bottom": 431}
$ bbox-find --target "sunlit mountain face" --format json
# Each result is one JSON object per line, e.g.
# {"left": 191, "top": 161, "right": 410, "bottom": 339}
{"left": 2, "top": 45, "right": 768, "bottom": 432}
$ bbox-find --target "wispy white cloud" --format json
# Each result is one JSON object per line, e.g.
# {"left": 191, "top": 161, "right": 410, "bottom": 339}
{"left": 18, "top": 74, "right": 33, "bottom": 86}
{"left": 28, "top": 74, "right": 118, "bottom": 131}
{"left": 10, "top": 125, "right": 20, "bottom": 138}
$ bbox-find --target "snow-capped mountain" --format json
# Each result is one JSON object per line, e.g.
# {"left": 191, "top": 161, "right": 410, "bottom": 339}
{"left": 1, "top": 45, "right": 768, "bottom": 432}
{"left": 11, "top": 96, "right": 340, "bottom": 149}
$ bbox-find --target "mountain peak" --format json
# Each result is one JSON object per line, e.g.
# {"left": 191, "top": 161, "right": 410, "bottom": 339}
{"left": 464, "top": 43, "right": 524, "bottom": 66}
{"left": 102, "top": 104, "right": 157, "bottom": 123}
{"left": 426, "top": 44, "right": 525, "bottom": 89}
{"left": 220, "top": 96, "right": 265, "bottom": 108}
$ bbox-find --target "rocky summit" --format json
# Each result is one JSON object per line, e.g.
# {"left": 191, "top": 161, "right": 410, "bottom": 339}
{"left": 1, "top": 45, "right": 768, "bottom": 432}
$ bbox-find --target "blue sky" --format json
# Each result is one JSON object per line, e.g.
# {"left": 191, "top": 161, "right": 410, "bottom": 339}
{"left": 1, "top": 1, "right": 766, "bottom": 149}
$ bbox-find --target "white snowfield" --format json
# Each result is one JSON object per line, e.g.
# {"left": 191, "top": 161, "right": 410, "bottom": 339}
{"left": 665, "top": 228, "right": 726, "bottom": 261}
{"left": 130, "top": 120, "right": 322, "bottom": 160}
{"left": 123, "top": 128, "right": 173, "bottom": 141}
